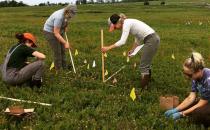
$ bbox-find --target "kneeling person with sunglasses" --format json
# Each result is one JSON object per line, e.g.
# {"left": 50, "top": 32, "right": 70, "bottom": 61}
{"left": 165, "top": 52, "right": 210, "bottom": 128}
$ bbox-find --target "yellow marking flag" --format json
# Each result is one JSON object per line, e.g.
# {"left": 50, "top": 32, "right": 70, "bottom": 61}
{"left": 75, "top": 49, "right": 78, "bottom": 56}
{"left": 130, "top": 88, "right": 136, "bottom": 101}
{"left": 123, "top": 51, "right": 126, "bottom": 57}
{"left": 134, "top": 63, "right": 137, "bottom": 68}
{"left": 127, "top": 57, "right": 130, "bottom": 63}
{"left": 87, "top": 64, "right": 90, "bottom": 70}
{"left": 171, "top": 54, "right": 175, "bottom": 60}
{"left": 84, "top": 59, "right": 87, "bottom": 64}
{"left": 105, "top": 70, "right": 108, "bottom": 76}
{"left": 50, "top": 62, "right": 54, "bottom": 70}
{"left": 104, "top": 53, "right": 107, "bottom": 58}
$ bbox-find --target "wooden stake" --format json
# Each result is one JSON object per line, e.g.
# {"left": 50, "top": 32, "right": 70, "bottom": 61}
{"left": 101, "top": 29, "right": 105, "bottom": 82}
{"left": 65, "top": 32, "right": 76, "bottom": 73}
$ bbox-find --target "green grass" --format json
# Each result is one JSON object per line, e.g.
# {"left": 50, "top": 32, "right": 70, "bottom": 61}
{"left": 0, "top": 2, "right": 210, "bottom": 130}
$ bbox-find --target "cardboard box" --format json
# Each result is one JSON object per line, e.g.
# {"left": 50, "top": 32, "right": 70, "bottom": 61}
{"left": 159, "top": 96, "right": 179, "bottom": 110}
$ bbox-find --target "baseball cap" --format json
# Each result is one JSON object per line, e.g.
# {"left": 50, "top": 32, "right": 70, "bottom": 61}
{"left": 65, "top": 4, "right": 77, "bottom": 16}
{"left": 23, "top": 33, "right": 37, "bottom": 47}
{"left": 108, "top": 14, "right": 120, "bottom": 32}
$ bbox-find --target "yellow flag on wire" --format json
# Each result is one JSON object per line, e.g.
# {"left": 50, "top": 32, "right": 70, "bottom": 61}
{"left": 104, "top": 53, "right": 107, "bottom": 58}
{"left": 123, "top": 51, "right": 126, "bottom": 57}
{"left": 130, "top": 88, "right": 136, "bottom": 101}
{"left": 127, "top": 57, "right": 130, "bottom": 63}
{"left": 50, "top": 62, "right": 54, "bottom": 70}
{"left": 105, "top": 69, "right": 108, "bottom": 76}
{"left": 171, "top": 54, "right": 175, "bottom": 60}
{"left": 75, "top": 49, "right": 78, "bottom": 56}
{"left": 87, "top": 64, "right": 90, "bottom": 70}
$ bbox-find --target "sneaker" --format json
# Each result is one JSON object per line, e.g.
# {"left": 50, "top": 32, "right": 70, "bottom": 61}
{"left": 30, "top": 78, "right": 42, "bottom": 88}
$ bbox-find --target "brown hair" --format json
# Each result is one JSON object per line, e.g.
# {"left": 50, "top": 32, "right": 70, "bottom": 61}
{"left": 15, "top": 33, "right": 26, "bottom": 43}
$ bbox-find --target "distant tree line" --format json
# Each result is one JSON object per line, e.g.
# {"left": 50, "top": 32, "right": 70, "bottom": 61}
{"left": 76, "top": 0, "right": 164, "bottom": 5}
{"left": 76, "top": 0, "right": 121, "bottom": 5}
{"left": 0, "top": 0, "right": 165, "bottom": 7}
{"left": 38, "top": 1, "right": 69, "bottom": 6}
{"left": 0, "top": 0, "right": 28, "bottom": 7}
{"left": 121, "top": 0, "right": 154, "bottom": 2}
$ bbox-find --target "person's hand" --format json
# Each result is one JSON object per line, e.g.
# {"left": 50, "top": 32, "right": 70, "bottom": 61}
{"left": 164, "top": 108, "right": 178, "bottom": 117}
{"left": 101, "top": 46, "right": 110, "bottom": 53}
{"left": 64, "top": 43, "right": 70, "bottom": 49}
{"left": 172, "top": 112, "right": 182, "bottom": 120}
{"left": 128, "top": 49, "right": 134, "bottom": 56}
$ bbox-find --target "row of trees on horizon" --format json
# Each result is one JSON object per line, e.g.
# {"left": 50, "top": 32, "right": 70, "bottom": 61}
{"left": 0, "top": 0, "right": 164, "bottom": 7}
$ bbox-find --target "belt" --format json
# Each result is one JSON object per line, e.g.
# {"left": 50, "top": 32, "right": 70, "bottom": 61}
{"left": 143, "top": 33, "right": 156, "bottom": 43}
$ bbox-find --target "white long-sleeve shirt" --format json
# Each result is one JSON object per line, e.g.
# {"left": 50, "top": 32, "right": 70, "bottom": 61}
{"left": 115, "top": 19, "right": 155, "bottom": 47}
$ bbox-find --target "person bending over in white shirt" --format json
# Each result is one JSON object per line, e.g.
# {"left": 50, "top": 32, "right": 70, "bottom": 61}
{"left": 101, "top": 13, "right": 160, "bottom": 91}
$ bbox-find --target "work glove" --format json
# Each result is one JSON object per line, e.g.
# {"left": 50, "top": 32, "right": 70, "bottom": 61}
{"left": 164, "top": 108, "right": 178, "bottom": 117}
{"left": 172, "top": 112, "right": 182, "bottom": 120}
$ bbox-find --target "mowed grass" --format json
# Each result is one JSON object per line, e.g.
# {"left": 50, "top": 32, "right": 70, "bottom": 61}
{"left": 0, "top": 1, "right": 210, "bottom": 129}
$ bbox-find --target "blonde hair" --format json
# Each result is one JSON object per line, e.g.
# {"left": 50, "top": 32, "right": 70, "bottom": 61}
{"left": 183, "top": 52, "right": 205, "bottom": 72}
{"left": 119, "top": 13, "right": 127, "bottom": 23}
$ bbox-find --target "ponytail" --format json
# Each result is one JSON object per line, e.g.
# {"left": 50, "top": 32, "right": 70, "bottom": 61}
{"left": 119, "top": 13, "right": 127, "bottom": 19}
{"left": 184, "top": 52, "right": 204, "bottom": 72}
{"left": 119, "top": 13, "right": 127, "bottom": 23}
{"left": 15, "top": 33, "right": 24, "bottom": 43}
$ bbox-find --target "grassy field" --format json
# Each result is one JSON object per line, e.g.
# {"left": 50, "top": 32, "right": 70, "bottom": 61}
{"left": 0, "top": 1, "right": 210, "bottom": 130}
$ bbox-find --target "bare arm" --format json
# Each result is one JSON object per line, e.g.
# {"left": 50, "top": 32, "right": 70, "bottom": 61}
{"left": 127, "top": 42, "right": 140, "bottom": 56}
{"left": 101, "top": 21, "right": 131, "bottom": 53}
{"left": 54, "top": 27, "right": 69, "bottom": 48}
{"left": 32, "top": 51, "right": 46, "bottom": 60}
{"left": 101, "top": 30, "right": 130, "bottom": 53}
{"left": 182, "top": 99, "right": 208, "bottom": 116}
{"left": 131, "top": 42, "right": 139, "bottom": 50}
{"left": 101, "top": 44, "right": 117, "bottom": 53}
{"left": 176, "top": 92, "right": 196, "bottom": 111}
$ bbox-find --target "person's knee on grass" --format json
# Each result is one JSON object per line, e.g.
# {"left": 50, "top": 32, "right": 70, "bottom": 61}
{"left": 1, "top": 33, "right": 46, "bottom": 88}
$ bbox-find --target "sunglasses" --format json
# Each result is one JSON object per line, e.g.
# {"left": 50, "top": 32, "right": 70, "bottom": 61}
{"left": 183, "top": 71, "right": 193, "bottom": 78}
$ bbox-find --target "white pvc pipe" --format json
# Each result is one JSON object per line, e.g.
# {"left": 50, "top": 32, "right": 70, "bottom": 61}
{"left": 0, "top": 96, "right": 52, "bottom": 106}
{"left": 104, "top": 65, "right": 126, "bottom": 83}
{"left": 65, "top": 32, "right": 76, "bottom": 74}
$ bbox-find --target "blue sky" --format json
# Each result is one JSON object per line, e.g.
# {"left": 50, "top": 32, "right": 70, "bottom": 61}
{"left": 1, "top": 0, "right": 77, "bottom": 5}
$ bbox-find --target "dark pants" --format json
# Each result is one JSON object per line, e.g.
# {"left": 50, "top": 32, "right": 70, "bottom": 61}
{"left": 190, "top": 104, "right": 210, "bottom": 127}
{"left": 5, "top": 60, "right": 44, "bottom": 85}
{"left": 186, "top": 100, "right": 210, "bottom": 127}
{"left": 44, "top": 31, "right": 66, "bottom": 70}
